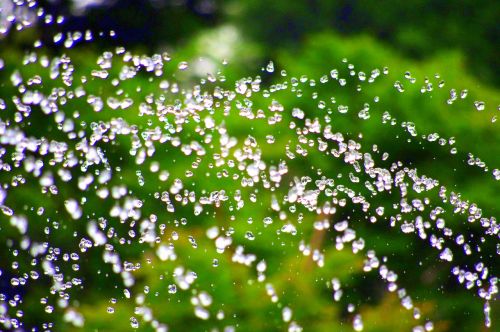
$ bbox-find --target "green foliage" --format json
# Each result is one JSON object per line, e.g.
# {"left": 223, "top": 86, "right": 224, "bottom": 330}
{"left": 0, "top": 2, "right": 498, "bottom": 331}
{"left": 228, "top": 0, "right": 500, "bottom": 86}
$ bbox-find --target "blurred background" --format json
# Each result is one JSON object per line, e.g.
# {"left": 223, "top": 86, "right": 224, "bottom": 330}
{"left": 0, "top": 0, "right": 499, "bottom": 331}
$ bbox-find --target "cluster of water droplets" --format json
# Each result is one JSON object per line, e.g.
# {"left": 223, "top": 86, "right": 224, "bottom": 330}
{"left": 0, "top": 1, "right": 498, "bottom": 331}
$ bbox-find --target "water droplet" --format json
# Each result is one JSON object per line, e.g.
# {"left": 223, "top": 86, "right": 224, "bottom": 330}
{"left": 474, "top": 101, "right": 485, "bottom": 111}
{"left": 178, "top": 61, "right": 189, "bottom": 70}
{"left": 266, "top": 61, "right": 274, "bottom": 73}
